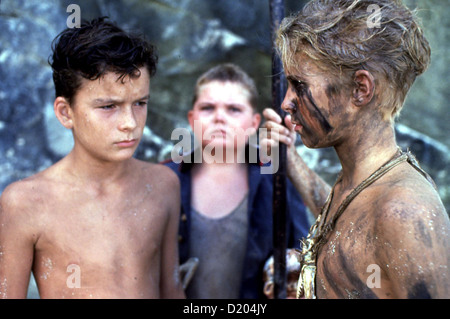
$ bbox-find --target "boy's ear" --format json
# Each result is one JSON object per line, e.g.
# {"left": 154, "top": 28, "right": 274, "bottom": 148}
{"left": 54, "top": 97, "right": 74, "bottom": 129}
{"left": 352, "top": 70, "right": 375, "bottom": 107}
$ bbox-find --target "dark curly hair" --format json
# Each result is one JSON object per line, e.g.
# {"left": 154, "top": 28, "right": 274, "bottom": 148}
{"left": 49, "top": 17, "right": 158, "bottom": 104}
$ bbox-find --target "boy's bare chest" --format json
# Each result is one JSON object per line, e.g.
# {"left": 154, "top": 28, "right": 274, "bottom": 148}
{"left": 314, "top": 199, "right": 381, "bottom": 299}
{"left": 35, "top": 187, "right": 166, "bottom": 262}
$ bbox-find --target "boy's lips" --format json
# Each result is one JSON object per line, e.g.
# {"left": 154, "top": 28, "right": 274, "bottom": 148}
{"left": 115, "top": 139, "right": 138, "bottom": 147}
{"left": 213, "top": 129, "right": 227, "bottom": 135}
{"left": 290, "top": 119, "right": 302, "bottom": 130}
{"left": 206, "top": 128, "right": 228, "bottom": 138}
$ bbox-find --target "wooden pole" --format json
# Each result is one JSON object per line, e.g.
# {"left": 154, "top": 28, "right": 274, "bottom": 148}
{"left": 269, "top": 0, "right": 287, "bottom": 300}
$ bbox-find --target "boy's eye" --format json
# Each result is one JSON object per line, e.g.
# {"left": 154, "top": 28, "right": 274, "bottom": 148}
{"left": 292, "top": 80, "right": 307, "bottom": 95}
{"left": 136, "top": 101, "right": 148, "bottom": 107}
{"left": 200, "top": 105, "right": 214, "bottom": 111}
{"left": 101, "top": 104, "right": 115, "bottom": 110}
{"left": 229, "top": 106, "right": 241, "bottom": 113}
{"left": 287, "top": 77, "right": 307, "bottom": 96}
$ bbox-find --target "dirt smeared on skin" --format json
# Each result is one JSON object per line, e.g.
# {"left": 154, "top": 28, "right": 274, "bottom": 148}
{"left": 290, "top": 78, "right": 333, "bottom": 136}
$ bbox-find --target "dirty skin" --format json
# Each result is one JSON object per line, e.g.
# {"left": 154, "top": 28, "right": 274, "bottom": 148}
{"left": 288, "top": 77, "right": 333, "bottom": 146}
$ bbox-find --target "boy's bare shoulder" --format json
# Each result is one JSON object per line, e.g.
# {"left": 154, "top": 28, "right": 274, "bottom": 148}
{"left": 132, "top": 160, "right": 180, "bottom": 214}
{"left": 371, "top": 163, "right": 448, "bottom": 250}
{"left": 367, "top": 163, "right": 449, "bottom": 298}
{"left": 375, "top": 163, "right": 445, "bottom": 219}
{"left": 0, "top": 166, "right": 58, "bottom": 214}
{"left": 0, "top": 172, "right": 57, "bottom": 237}
{"left": 134, "top": 160, "right": 180, "bottom": 190}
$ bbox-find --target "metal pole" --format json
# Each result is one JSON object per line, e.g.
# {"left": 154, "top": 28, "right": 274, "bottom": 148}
{"left": 269, "top": 0, "right": 287, "bottom": 300}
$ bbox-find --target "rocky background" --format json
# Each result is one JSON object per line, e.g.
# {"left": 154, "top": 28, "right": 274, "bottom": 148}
{"left": 0, "top": 0, "right": 448, "bottom": 298}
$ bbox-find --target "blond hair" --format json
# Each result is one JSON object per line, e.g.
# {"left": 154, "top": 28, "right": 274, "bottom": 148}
{"left": 276, "top": 0, "right": 430, "bottom": 120}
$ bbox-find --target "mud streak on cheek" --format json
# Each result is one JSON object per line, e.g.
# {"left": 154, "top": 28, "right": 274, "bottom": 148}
{"left": 293, "top": 96, "right": 320, "bottom": 146}
{"left": 304, "top": 89, "right": 333, "bottom": 133}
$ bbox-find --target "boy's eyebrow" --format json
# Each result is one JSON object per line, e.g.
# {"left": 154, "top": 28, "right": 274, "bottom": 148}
{"left": 137, "top": 94, "right": 150, "bottom": 101}
{"left": 286, "top": 75, "right": 304, "bottom": 84}
{"left": 93, "top": 94, "right": 150, "bottom": 105}
{"left": 225, "top": 102, "right": 246, "bottom": 108}
{"left": 93, "top": 97, "right": 121, "bottom": 105}
{"left": 286, "top": 76, "right": 296, "bottom": 83}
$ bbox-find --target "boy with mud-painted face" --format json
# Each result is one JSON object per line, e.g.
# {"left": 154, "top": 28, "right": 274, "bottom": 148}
{"left": 0, "top": 18, "right": 185, "bottom": 298}
{"left": 262, "top": 0, "right": 449, "bottom": 298}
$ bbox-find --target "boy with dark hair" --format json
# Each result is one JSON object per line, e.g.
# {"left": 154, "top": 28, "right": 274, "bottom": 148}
{"left": 262, "top": 0, "right": 449, "bottom": 298}
{"left": 0, "top": 18, "right": 185, "bottom": 298}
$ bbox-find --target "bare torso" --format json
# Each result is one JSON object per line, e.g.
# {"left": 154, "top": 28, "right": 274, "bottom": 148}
{"left": 0, "top": 157, "right": 182, "bottom": 298}
{"left": 315, "top": 163, "right": 449, "bottom": 298}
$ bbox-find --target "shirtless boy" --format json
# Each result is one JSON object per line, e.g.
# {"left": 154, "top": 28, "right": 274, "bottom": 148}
{"left": 262, "top": 0, "right": 449, "bottom": 298}
{"left": 0, "top": 18, "right": 184, "bottom": 298}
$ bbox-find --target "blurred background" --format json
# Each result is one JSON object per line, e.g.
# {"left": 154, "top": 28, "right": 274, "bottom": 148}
{"left": 0, "top": 0, "right": 448, "bottom": 298}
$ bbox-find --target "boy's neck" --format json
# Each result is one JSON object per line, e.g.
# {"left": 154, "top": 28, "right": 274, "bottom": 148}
{"left": 64, "top": 148, "right": 134, "bottom": 187}
{"left": 334, "top": 121, "right": 399, "bottom": 192}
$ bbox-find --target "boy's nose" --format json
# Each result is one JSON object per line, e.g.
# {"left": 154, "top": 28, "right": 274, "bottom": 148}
{"left": 118, "top": 106, "right": 137, "bottom": 131}
{"left": 213, "top": 108, "right": 226, "bottom": 123}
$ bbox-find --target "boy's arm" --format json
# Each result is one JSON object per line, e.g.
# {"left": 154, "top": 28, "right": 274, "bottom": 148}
{"left": 159, "top": 172, "right": 185, "bottom": 299}
{"left": 0, "top": 184, "right": 36, "bottom": 298}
